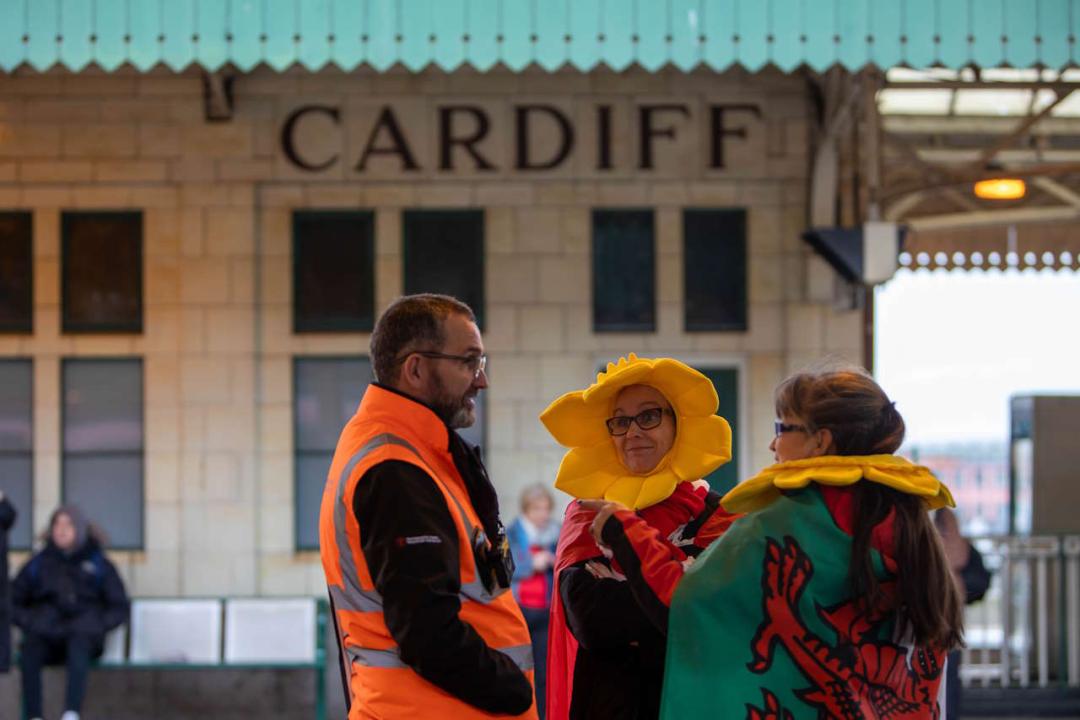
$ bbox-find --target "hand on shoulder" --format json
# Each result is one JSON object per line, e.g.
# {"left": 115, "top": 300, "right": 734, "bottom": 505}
{"left": 578, "top": 499, "right": 630, "bottom": 546}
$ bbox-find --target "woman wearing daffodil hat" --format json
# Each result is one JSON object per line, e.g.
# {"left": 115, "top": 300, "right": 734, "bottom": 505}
{"left": 540, "top": 354, "right": 738, "bottom": 720}
{"left": 586, "top": 365, "right": 965, "bottom": 719}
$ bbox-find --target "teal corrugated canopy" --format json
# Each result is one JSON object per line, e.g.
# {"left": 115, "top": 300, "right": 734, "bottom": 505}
{"left": 1, "top": 0, "right": 1076, "bottom": 74}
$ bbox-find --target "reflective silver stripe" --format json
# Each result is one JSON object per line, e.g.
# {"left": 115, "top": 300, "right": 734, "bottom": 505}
{"left": 332, "top": 429, "right": 509, "bottom": 669}
{"left": 333, "top": 433, "right": 426, "bottom": 614}
{"left": 332, "top": 431, "right": 528, "bottom": 686}
{"left": 344, "top": 643, "right": 532, "bottom": 672}
{"left": 460, "top": 578, "right": 508, "bottom": 604}
{"left": 498, "top": 643, "right": 535, "bottom": 672}
{"left": 329, "top": 583, "right": 382, "bottom": 613}
{"left": 336, "top": 431, "right": 503, "bottom": 605}
{"left": 345, "top": 644, "right": 407, "bottom": 669}
{"left": 433, "top": 471, "right": 479, "bottom": 543}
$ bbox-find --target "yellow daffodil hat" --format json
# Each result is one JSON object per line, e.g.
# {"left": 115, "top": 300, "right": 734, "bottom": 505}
{"left": 539, "top": 353, "right": 733, "bottom": 509}
{"left": 722, "top": 454, "right": 955, "bottom": 514}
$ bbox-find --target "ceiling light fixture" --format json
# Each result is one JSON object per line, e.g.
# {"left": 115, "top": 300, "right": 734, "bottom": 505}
{"left": 973, "top": 178, "right": 1026, "bottom": 200}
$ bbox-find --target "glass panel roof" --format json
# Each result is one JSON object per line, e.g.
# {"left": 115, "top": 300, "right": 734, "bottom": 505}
{"left": 880, "top": 68, "right": 1080, "bottom": 118}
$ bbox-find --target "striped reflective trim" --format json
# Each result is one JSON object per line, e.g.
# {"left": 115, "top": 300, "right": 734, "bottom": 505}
{"left": 498, "top": 643, "right": 535, "bottom": 672}
{"left": 329, "top": 583, "right": 382, "bottom": 614}
{"left": 334, "top": 430, "right": 505, "bottom": 606}
{"left": 345, "top": 644, "right": 407, "bottom": 670}
{"left": 434, "top": 471, "right": 478, "bottom": 541}
{"left": 344, "top": 642, "right": 534, "bottom": 672}
{"left": 332, "top": 433, "right": 426, "bottom": 612}
{"left": 330, "top": 428, "right": 512, "bottom": 674}
{"left": 460, "top": 578, "right": 508, "bottom": 604}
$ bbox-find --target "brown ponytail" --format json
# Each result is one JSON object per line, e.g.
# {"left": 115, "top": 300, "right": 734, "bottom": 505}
{"left": 776, "top": 366, "right": 963, "bottom": 650}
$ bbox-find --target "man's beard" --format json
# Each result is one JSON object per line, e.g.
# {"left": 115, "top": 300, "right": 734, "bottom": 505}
{"left": 429, "top": 373, "right": 477, "bottom": 429}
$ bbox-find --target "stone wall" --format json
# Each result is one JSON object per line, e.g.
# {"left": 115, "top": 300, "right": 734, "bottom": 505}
{"left": 0, "top": 61, "right": 860, "bottom": 716}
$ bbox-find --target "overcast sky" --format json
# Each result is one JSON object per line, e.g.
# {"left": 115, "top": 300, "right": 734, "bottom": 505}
{"left": 874, "top": 268, "right": 1080, "bottom": 447}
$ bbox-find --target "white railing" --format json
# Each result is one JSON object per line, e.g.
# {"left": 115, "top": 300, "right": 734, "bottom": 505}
{"left": 961, "top": 534, "right": 1080, "bottom": 689}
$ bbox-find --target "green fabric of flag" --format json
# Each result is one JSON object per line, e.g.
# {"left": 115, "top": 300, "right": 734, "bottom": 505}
{"left": 662, "top": 484, "right": 945, "bottom": 719}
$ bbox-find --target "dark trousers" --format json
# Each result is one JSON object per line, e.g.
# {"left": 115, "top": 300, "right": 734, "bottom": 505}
{"left": 945, "top": 649, "right": 962, "bottom": 720}
{"left": 20, "top": 633, "right": 102, "bottom": 718}
{"left": 522, "top": 606, "right": 550, "bottom": 720}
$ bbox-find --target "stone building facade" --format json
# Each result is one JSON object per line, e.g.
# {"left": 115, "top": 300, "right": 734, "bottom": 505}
{"left": 0, "top": 63, "right": 861, "bottom": 599}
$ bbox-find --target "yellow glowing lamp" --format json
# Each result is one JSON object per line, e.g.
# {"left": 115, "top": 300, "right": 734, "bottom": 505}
{"left": 974, "top": 178, "right": 1026, "bottom": 200}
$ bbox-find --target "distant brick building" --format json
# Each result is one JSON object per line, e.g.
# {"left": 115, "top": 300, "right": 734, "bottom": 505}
{"left": 912, "top": 443, "right": 1010, "bottom": 534}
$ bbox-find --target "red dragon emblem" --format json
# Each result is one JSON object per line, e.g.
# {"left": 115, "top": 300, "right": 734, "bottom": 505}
{"left": 746, "top": 536, "right": 944, "bottom": 719}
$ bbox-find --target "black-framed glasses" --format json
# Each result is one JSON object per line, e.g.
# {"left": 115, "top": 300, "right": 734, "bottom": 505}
{"left": 605, "top": 408, "right": 672, "bottom": 436}
{"left": 774, "top": 421, "right": 807, "bottom": 436}
{"left": 410, "top": 351, "right": 487, "bottom": 379}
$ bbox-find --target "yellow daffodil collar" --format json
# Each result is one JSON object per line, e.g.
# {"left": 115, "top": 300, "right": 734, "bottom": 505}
{"left": 540, "top": 354, "right": 732, "bottom": 509}
{"left": 721, "top": 454, "right": 955, "bottom": 514}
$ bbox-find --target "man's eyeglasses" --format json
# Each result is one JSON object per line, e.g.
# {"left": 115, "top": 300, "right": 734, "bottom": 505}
{"left": 774, "top": 421, "right": 807, "bottom": 437}
{"left": 410, "top": 351, "right": 487, "bottom": 379}
{"left": 605, "top": 408, "right": 672, "bottom": 436}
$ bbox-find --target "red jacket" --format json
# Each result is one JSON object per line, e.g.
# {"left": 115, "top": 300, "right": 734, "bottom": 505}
{"left": 545, "top": 483, "right": 739, "bottom": 720}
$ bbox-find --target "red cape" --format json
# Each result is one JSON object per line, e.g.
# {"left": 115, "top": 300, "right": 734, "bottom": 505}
{"left": 545, "top": 483, "right": 706, "bottom": 720}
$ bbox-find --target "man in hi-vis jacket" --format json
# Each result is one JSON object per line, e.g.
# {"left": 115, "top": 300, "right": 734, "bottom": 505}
{"left": 320, "top": 293, "right": 537, "bottom": 720}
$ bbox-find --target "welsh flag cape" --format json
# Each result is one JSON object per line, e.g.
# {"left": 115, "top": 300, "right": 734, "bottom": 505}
{"left": 662, "top": 456, "right": 952, "bottom": 720}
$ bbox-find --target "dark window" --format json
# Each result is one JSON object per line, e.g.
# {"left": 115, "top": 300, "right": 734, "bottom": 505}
{"left": 403, "top": 210, "right": 485, "bottom": 328}
{"left": 0, "top": 212, "right": 33, "bottom": 333}
{"left": 292, "top": 356, "right": 488, "bottom": 550}
{"left": 592, "top": 210, "right": 655, "bottom": 332}
{"left": 696, "top": 366, "right": 739, "bottom": 495}
{"left": 0, "top": 359, "right": 33, "bottom": 549}
{"left": 62, "top": 211, "right": 143, "bottom": 333}
{"left": 293, "top": 211, "right": 376, "bottom": 332}
{"left": 63, "top": 359, "right": 144, "bottom": 549}
{"left": 294, "top": 357, "right": 372, "bottom": 551}
{"left": 684, "top": 209, "right": 747, "bottom": 331}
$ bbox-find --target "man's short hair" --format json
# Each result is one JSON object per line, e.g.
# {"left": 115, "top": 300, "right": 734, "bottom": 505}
{"left": 370, "top": 294, "right": 476, "bottom": 384}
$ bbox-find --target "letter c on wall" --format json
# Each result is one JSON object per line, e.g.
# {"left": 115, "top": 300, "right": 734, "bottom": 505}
{"left": 282, "top": 105, "right": 341, "bottom": 171}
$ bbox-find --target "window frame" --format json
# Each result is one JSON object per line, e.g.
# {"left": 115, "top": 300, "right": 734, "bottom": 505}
{"left": 402, "top": 209, "right": 486, "bottom": 330}
{"left": 61, "top": 210, "right": 144, "bottom": 334}
{"left": 0, "top": 357, "right": 34, "bottom": 550}
{"left": 291, "top": 210, "right": 377, "bottom": 334}
{"left": 61, "top": 356, "right": 145, "bottom": 551}
{"left": 0, "top": 211, "right": 34, "bottom": 334}
{"left": 292, "top": 355, "right": 373, "bottom": 552}
{"left": 591, "top": 208, "right": 657, "bottom": 333}
{"left": 692, "top": 364, "right": 741, "bottom": 494}
{"left": 682, "top": 207, "right": 749, "bottom": 333}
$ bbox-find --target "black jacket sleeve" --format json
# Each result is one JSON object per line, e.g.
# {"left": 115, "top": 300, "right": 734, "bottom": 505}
{"left": 98, "top": 557, "right": 130, "bottom": 633}
{"left": 559, "top": 560, "right": 665, "bottom": 652}
{"left": 960, "top": 544, "right": 992, "bottom": 605}
{"left": 0, "top": 496, "right": 15, "bottom": 532}
{"left": 10, "top": 559, "right": 35, "bottom": 632}
{"left": 354, "top": 460, "right": 532, "bottom": 716}
{"left": 599, "top": 515, "right": 673, "bottom": 635}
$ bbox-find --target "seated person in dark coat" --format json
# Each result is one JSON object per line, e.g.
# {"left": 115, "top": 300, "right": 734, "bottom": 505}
{"left": 12, "top": 505, "right": 129, "bottom": 720}
{"left": 0, "top": 491, "right": 15, "bottom": 674}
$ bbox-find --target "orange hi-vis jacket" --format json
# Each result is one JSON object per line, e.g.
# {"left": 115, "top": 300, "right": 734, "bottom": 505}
{"left": 319, "top": 384, "right": 538, "bottom": 719}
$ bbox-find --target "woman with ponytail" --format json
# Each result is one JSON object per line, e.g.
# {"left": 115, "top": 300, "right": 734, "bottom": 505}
{"left": 589, "top": 366, "right": 963, "bottom": 719}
